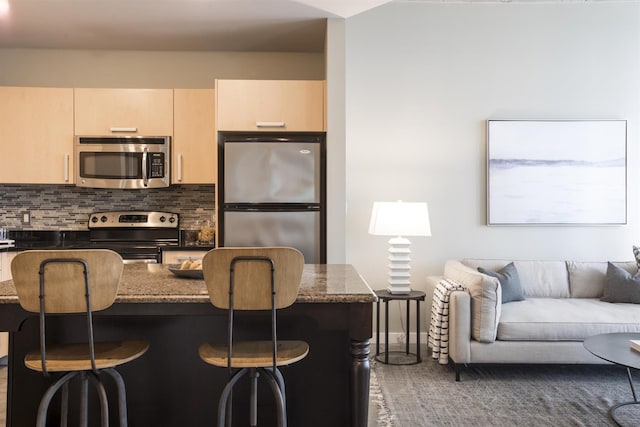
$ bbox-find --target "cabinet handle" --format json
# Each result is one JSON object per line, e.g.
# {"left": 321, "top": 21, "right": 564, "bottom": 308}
{"left": 64, "top": 154, "right": 69, "bottom": 182}
{"left": 110, "top": 127, "right": 138, "bottom": 133}
{"left": 177, "top": 154, "right": 183, "bottom": 182}
{"left": 256, "top": 121, "right": 285, "bottom": 128}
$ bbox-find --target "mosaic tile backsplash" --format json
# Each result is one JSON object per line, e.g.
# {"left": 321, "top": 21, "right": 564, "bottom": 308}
{"left": 0, "top": 184, "right": 215, "bottom": 231}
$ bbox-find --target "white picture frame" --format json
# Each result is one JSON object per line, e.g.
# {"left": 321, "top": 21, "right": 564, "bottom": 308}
{"left": 487, "top": 120, "right": 627, "bottom": 225}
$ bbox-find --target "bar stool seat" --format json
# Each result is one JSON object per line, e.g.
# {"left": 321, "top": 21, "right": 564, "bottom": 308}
{"left": 199, "top": 340, "right": 309, "bottom": 368}
{"left": 25, "top": 340, "right": 149, "bottom": 372}
{"left": 199, "top": 246, "right": 308, "bottom": 427}
{"left": 11, "top": 249, "right": 149, "bottom": 427}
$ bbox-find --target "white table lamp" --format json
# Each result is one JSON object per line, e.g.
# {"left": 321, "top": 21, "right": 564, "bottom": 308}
{"left": 369, "top": 201, "right": 431, "bottom": 294}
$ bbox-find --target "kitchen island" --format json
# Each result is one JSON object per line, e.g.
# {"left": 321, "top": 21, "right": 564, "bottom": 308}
{"left": 0, "top": 263, "right": 376, "bottom": 427}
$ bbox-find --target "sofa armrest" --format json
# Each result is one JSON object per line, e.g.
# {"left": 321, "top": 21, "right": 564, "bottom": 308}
{"left": 443, "top": 260, "right": 501, "bottom": 343}
{"left": 449, "top": 290, "right": 471, "bottom": 364}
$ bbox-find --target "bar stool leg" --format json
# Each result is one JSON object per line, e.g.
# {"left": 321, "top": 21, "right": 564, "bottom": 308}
{"left": 262, "top": 368, "right": 287, "bottom": 427}
{"left": 104, "top": 368, "right": 128, "bottom": 427}
{"left": 61, "top": 381, "right": 70, "bottom": 427}
{"left": 79, "top": 372, "right": 89, "bottom": 427}
{"left": 37, "top": 372, "right": 77, "bottom": 427}
{"left": 250, "top": 368, "right": 259, "bottom": 426}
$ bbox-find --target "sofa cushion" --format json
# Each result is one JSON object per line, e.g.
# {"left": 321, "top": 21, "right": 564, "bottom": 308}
{"left": 463, "top": 259, "right": 570, "bottom": 298}
{"left": 601, "top": 262, "right": 640, "bottom": 304}
{"left": 444, "top": 260, "right": 501, "bottom": 343}
{"left": 497, "top": 298, "right": 640, "bottom": 341}
{"left": 477, "top": 262, "right": 524, "bottom": 303}
{"left": 568, "top": 261, "right": 637, "bottom": 298}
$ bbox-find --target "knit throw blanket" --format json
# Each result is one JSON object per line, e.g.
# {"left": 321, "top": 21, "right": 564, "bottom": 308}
{"left": 428, "top": 279, "right": 466, "bottom": 364}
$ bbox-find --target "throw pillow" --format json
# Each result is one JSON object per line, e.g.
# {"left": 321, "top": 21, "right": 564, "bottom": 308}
{"left": 633, "top": 245, "right": 640, "bottom": 269}
{"left": 602, "top": 262, "right": 640, "bottom": 304}
{"left": 477, "top": 262, "right": 524, "bottom": 304}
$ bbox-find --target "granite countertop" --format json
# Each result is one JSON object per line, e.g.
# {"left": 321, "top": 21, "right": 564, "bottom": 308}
{"left": 0, "top": 263, "right": 376, "bottom": 304}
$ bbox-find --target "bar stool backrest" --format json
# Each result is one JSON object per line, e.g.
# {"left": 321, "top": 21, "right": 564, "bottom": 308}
{"left": 202, "top": 247, "right": 304, "bottom": 310}
{"left": 11, "top": 249, "right": 124, "bottom": 314}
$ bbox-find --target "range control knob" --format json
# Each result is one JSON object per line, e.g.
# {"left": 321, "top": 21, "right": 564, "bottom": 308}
{"left": 90, "top": 216, "right": 99, "bottom": 223}
{"left": 159, "top": 216, "right": 166, "bottom": 223}
{"left": 100, "top": 216, "right": 108, "bottom": 223}
{"left": 169, "top": 216, "right": 176, "bottom": 223}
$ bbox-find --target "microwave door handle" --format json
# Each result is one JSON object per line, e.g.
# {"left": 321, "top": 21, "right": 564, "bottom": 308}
{"left": 142, "top": 147, "right": 149, "bottom": 187}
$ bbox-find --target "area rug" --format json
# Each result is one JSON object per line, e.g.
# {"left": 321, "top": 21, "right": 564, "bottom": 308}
{"left": 371, "top": 358, "right": 640, "bottom": 427}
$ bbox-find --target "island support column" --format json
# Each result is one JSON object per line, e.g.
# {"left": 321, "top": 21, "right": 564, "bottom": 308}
{"left": 351, "top": 338, "right": 371, "bottom": 427}
{"left": 349, "top": 301, "right": 373, "bottom": 427}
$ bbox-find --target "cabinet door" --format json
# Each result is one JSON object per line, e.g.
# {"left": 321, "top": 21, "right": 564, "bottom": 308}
{"left": 74, "top": 88, "right": 173, "bottom": 136}
{"left": 173, "top": 89, "right": 216, "bottom": 184}
{"left": 0, "top": 87, "right": 74, "bottom": 184}
{"left": 216, "top": 80, "right": 325, "bottom": 132}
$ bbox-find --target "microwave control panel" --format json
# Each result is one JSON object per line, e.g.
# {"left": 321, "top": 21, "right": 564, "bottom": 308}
{"left": 149, "top": 153, "right": 165, "bottom": 178}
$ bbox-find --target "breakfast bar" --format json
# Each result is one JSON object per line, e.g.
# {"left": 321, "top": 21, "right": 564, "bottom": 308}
{"left": 0, "top": 263, "right": 376, "bottom": 426}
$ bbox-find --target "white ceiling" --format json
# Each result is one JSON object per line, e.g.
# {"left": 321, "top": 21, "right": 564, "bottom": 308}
{"left": 0, "top": 0, "right": 392, "bottom": 52}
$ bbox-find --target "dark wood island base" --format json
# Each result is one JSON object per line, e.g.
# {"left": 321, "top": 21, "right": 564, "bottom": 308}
{"left": 0, "top": 263, "right": 376, "bottom": 427}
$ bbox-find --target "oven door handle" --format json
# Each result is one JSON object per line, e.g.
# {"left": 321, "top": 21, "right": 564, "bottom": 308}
{"left": 142, "top": 147, "right": 149, "bottom": 187}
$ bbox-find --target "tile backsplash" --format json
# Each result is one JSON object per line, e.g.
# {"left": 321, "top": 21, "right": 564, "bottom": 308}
{"left": 0, "top": 184, "right": 215, "bottom": 230}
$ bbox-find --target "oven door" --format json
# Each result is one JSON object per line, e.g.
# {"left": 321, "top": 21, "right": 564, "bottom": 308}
{"left": 75, "top": 137, "right": 170, "bottom": 189}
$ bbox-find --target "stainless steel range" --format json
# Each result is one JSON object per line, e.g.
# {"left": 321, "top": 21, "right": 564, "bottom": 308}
{"left": 86, "top": 211, "right": 179, "bottom": 263}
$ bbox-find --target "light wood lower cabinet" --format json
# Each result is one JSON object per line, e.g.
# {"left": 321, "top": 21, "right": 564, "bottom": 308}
{"left": 0, "top": 87, "right": 74, "bottom": 184}
{"left": 173, "top": 89, "right": 216, "bottom": 184}
{"left": 216, "top": 80, "right": 325, "bottom": 132}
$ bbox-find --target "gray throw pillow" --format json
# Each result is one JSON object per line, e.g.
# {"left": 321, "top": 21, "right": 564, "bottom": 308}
{"left": 477, "top": 262, "right": 524, "bottom": 303}
{"left": 602, "top": 262, "right": 640, "bottom": 304}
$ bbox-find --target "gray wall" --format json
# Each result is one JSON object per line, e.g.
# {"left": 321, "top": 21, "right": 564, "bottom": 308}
{"left": 345, "top": 3, "right": 640, "bottom": 336}
{"left": 0, "top": 49, "right": 325, "bottom": 87}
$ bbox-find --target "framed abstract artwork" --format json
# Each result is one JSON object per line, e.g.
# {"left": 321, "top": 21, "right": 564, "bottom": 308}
{"left": 487, "top": 120, "right": 627, "bottom": 225}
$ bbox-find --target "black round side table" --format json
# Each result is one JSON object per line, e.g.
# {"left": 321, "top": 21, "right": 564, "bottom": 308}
{"left": 375, "top": 289, "right": 426, "bottom": 365}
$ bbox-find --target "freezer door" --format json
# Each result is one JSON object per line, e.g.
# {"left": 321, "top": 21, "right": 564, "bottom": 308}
{"left": 224, "top": 141, "right": 321, "bottom": 203}
{"left": 223, "top": 210, "right": 322, "bottom": 264}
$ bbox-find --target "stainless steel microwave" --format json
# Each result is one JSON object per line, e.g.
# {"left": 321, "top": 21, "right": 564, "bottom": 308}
{"left": 75, "top": 136, "right": 170, "bottom": 189}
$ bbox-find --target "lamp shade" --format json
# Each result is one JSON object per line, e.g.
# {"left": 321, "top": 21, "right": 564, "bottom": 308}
{"left": 368, "top": 201, "right": 431, "bottom": 237}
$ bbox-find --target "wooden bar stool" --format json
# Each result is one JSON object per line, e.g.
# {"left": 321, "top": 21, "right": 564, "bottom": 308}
{"left": 11, "top": 249, "right": 149, "bottom": 427}
{"left": 199, "top": 247, "right": 309, "bottom": 427}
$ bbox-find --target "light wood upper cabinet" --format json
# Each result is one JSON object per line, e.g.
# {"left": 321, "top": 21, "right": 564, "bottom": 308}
{"left": 74, "top": 88, "right": 173, "bottom": 136}
{"left": 216, "top": 80, "right": 325, "bottom": 132}
{"left": 0, "top": 87, "right": 74, "bottom": 184}
{"left": 173, "top": 89, "right": 216, "bottom": 184}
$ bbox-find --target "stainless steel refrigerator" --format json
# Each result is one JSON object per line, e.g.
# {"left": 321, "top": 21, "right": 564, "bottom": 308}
{"left": 218, "top": 132, "right": 326, "bottom": 263}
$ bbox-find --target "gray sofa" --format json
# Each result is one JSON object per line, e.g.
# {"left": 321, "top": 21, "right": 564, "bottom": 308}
{"left": 426, "top": 259, "right": 640, "bottom": 380}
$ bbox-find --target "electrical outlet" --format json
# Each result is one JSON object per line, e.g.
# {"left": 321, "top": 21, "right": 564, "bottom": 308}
{"left": 21, "top": 211, "right": 30, "bottom": 225}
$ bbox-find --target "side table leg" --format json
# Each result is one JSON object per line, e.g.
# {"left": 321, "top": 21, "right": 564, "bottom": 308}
{"left": 376, "top": 301, "right": 380, "bottom": 358}
{"left": 405, "top": 300, "right": 410, "bottom": 355}
{"left": 350, "top": 339, "right": 371, "bottom": 427}
{"left": 384, "top": 300, "right": 389, "bottom": 364}
{"left": 416, "top": 299, "right": 421, "bottom": 362}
